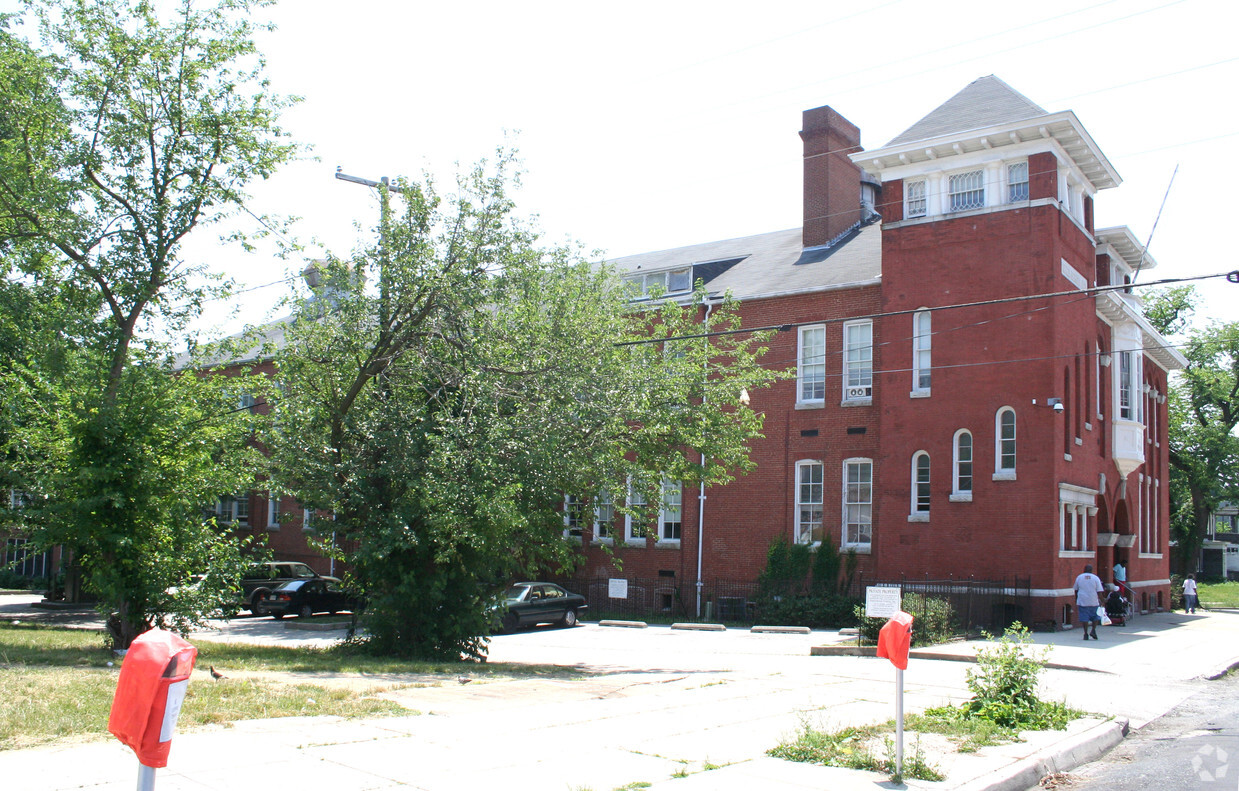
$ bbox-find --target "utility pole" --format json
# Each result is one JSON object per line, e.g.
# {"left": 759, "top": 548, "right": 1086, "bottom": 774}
{"left": 334, "top": 167, "right": 401, "bottom": 332}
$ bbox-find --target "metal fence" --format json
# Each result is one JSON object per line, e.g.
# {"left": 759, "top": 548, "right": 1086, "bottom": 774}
{"left": 559, "top": 577, "right": 761, "bottom": 622}
{"left": 851, "top": 574, "right": 1033, "bottom": 637}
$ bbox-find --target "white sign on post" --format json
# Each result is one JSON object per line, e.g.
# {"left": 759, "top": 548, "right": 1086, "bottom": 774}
{"left": 608, "top": 578, "right": 628, "bottom": 599}
{"left": 865, "top": 586, "right": 901, "bottom": 619}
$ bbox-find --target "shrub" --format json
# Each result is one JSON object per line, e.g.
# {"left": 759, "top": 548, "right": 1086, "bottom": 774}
{"left": 855, "top": 593, "right": 955, "bottom": 646}
{"left": 951, "top": 623, "right": 1077, "bottom": 730}
{"left": 756, "top": 593, "right": 858, "bottom": 629}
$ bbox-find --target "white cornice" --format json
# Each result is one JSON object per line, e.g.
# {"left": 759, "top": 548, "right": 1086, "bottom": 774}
{"left": 854, "top": 110, "right": 1120, "bottom": 193}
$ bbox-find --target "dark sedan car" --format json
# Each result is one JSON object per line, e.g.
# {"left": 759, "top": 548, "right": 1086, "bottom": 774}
{"left": 497, "top": 582, "right": 587, "bottom": 633}
{"left": 258, "top": 578, "right": 362, "bottom": 619}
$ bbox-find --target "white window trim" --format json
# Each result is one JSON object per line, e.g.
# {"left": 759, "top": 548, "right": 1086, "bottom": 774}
{"left": 842, "top": 320, "right": 873, "bottom": 405}
{"left": 563, "top": 494, "right": 587, "bottom": 542}
{"left": 951, "top": 426, "right": 971, "bottom": 500}
{"left": 842, "top": 457, "right": 873, "bottom": 553}
{"left": 658, "top": 480, "right": 683, "bottom": 545}
{"left": 947, "top": 168, "right": 986, "bottom": 212}
{"left": 905, "top": 179, "right": 927, "bottom": 218}
{"left": 794, "top": 459, "right": 825, "bottom": 546}
{"left": 911, "top": 309, "right": 931, "bottom": 396}
{"left": 1007, "top": 160, "right": 1029, "bottom": 203}
{"left": 266, "top": 495, "right": 279, "bottom": 530}
{"left": 796, "top": 325, "right": 827, "bottom": 407}
{"left": 910, "top": 451, "right": 930, "bottom": 521}
{"left": 993, "top": 407, "right": 1017, "bottom": 481}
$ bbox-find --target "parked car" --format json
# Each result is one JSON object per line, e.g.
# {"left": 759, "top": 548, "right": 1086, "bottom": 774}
{"left": 239, "top": 561, "right": 329, "bottom": 613}
{"left": 258, "top": 578, "right": 363, "bottom": 619}
{"left": 496, "top": 582, "right": 587, "bottom": 633}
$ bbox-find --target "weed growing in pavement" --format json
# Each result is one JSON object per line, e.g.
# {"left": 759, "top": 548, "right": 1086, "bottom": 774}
{"left": 934, "top": 623, "right": 1081, "bottom": 730}
{"left": 768, "top": 721, "right": 943, "bottom": 782}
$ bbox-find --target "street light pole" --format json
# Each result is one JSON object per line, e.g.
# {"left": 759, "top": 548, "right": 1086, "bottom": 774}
{"left": 334, "top": 167, "right": 401, "bottom": 332}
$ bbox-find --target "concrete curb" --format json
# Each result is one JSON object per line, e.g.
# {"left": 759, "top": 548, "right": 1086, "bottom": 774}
{"left": 671, "top": 622, "right": 726, "bottom": 632}
{"left": 1201, "top": 657, "right": 1239, "bottom": 681}
{"left": 598, "top": 619, "right": 648, "bottom": 629}
{"left": 952, "top": 718, "right": 1128, "bottom": 791}
{"left": 751, "top": 625, "right": 812, "bottom": 634}
{"left": 809, "top": 644, "right": 1104, "bottom": 673}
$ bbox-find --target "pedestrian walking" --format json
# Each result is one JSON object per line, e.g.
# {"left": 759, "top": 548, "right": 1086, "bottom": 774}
{"left": 1074, "top": 564, "right": 1105, "bottom": 639}
{"left": 1183, "top": 573, "right": 1199, "bottom": 614}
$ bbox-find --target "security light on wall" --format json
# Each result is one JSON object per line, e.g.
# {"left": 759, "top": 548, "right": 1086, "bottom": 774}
{"left": 1033, "top": 397, "right": 1065, "bottom": 413}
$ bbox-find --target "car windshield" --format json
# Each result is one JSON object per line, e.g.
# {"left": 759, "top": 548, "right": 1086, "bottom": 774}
{"left": 284, "top": 564, "right": 317, "bottom": 579}
{"left": 504, "top": 585, "right": 530, "bottom": 601}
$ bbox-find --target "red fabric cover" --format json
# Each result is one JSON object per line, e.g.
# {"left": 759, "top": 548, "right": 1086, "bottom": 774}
{"left": 876, "top": 610, "right": 914, "bottom": 670}
{"left": 108, "top": 629, "right": 197, "bottom": 768}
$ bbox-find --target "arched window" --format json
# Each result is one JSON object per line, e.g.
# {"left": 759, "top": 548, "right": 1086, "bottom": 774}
{"left": 995, "top": 408, "right": 1016, "bottom": 479}
{"left": 911, "top": 451, "right": 930, "bottom": 519}
{"left": 952, "top": 429, "right": 973, "bottom": 501}
{"left": 912, "top": 310, "right": 931, "bottom": 394}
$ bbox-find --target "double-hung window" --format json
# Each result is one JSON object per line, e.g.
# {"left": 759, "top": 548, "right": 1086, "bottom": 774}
{"left": 563, "top": 495, "right": 587, "bottom": 539}
{"left": 952, "top": 430, "right": 973, "bottom": 501}
{"left": 266, "top": 494, "right": 280, "bottom": 529}
{"left": 905, "top": 179, "right": 927, "bottom": 218}
{"left": 948, "top": 169, "right": 985, "bottom": 212}
{"left": 797, "top": 326, "right": 826, "bottom": 405}
{"left": 625, "top": 482, "right": 648, "bottom": 541}
{"left": 660, "top": 481, "right": 682, "bottom": 542}
{"left": 912, "top": 310, "right": 931, "bottom": 393}
{"left": 995, "top": 408, "right": 1017, "bottom": 478}
{"left": 911, "top": 452, "right": 930, "bottom": 519}
{"left": 795, "top": 460, "right": 824, "bottom": 545}
{"left": 1008, "top": 161, "right": 1029, "bottom": 202}
{"left": 843, "top": 320, "right": 873, "bottom": 403}
{"left": 215, "top": 495, "right": 248, "bottom": 525}
{"left": 843, "top": 459, "right": 873, "bottom": 551}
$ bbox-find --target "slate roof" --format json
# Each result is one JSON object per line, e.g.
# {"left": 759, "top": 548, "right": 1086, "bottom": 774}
{"left": 609, "top": 223, "right": 882, "bottom": 302}
{"left": 886, "top": 75, "right": 1048, "bottom": 147}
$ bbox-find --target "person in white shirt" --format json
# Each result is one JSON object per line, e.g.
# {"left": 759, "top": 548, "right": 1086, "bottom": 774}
{"left": 1074, "top": 564, "right": 1105, "bottom": 640}
{"left": 1183, "top": 573, "right": 1199, "bottom": 614}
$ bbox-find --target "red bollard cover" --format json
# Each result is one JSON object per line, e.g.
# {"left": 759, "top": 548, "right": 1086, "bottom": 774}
{"left": 108, "top": 629, "right": 198, "bottom": 768}
{"left": 876, "top": 610, "right": 915, "bottom": 670}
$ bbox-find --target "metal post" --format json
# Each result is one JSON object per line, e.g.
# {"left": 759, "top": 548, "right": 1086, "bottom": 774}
{"left": 137, "top": 763, "right": 156, "bottom": 791}
{"left": 895, "top": 667, "right": 904, "bottom": 779}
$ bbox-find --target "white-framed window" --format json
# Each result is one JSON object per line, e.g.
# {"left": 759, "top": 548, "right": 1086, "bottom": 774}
{"left": 563, "top": 494, "right": 587, "bottom": 539}
{"left": 951, "top": 430, "right": 973, "bottom": 500}
{"left": 627, "top": 267, "right": 694, "bottom": 299}
{"left": 948, "top": 169, "right": 985, "bottom": 212}
{"left": 1007, "top": 161, "right": 1029, "bottom": 202}
{"left": 596, "top": 491, "right": 614, "bottom": 540}
{"left": 214, "top": 495, "right": 248, "bottom": 525}
{"left": 660, "top": 481, "right": 682, "bottom": 542}
{"left": 797, "top": 325, "right": 826, "bottom": 405}
{"left": 843, "top": 458, "right": 873, "bottom": 551}
{"left": 995, "top": 408, "right": 1016, "bottom": 478}
{"left": 911, "top": 451, "right": 930, "bottom": 519}
{"left": 912, "top": 310, "right": 931, "bottom": 393}
{"left": 237, "top": 392, "right": 258, "bottom": 411}
{"left": 795, "top": 460, "right": 824, "bottom": 545}
{"left": 1117, "top": 351, "right": 1143, "bottom": 421}
{"left": 905, "top": 179, "right": 927, "bottom": 218}
{"left": 302, "top": 507, "right": 315, "bottom": 532}
{"left": 625, "top": 482, "right": 648, "bottom": 542}
{"left": 4, "top": 537, "right": 50, "bottom": 578}
{"left": 842, "top": 320, "right": 873, "bottom": 403}
{"left": 266, "top": 494, "right": 280, "bottom": 530}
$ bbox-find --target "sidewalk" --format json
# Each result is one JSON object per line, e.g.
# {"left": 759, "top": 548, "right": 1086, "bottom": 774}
{"left": 1, "top": 600, "right": 1236, "bottom": 791}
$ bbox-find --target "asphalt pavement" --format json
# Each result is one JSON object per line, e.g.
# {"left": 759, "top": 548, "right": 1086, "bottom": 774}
{"left": 2, "top": 592, "right": 1237, "bottom": 791}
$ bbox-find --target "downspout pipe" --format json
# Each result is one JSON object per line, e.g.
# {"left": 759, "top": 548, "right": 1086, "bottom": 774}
{"left": 696, "top": 299, "right": 716, "bottom": 619}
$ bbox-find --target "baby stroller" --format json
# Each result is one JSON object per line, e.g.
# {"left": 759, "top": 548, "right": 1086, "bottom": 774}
{"left": 1104, "top": 586, "right": 1128, "bottom": 626}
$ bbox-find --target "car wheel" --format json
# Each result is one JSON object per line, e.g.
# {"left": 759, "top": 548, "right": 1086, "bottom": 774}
{"left": 502, "top": 613, "right": 519, "bottom": 634}
{"left": 250, "top": 590, "right": 269, "bottom": 612}
{"left": 561, "top": 608, "right": 578, "bottom": 628}
{"left": 271, "top": 612, "right": 284, "bottom": 620}
{"left": 298, "top": 604, "right": 313, "bottom": 619}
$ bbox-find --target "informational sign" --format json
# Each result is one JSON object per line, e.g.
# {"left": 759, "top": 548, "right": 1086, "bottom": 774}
{"left": 865, "top": 586, "right": 901, "bottom": 618}
{"left": 608, "top": 578, "right": 628, "bottom": 599}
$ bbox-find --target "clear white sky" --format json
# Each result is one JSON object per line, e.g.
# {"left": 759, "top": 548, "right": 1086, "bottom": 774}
{"left": 26, "top": 0, "right": 1239, "bottom": 337}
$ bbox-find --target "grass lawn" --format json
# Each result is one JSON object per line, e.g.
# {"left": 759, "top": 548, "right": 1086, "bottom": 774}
{"left": 0, "top": 622, "right": 577, "bottom": 751}
{"left": 1198, "top": 580, "right": 1239, "bottom": 608}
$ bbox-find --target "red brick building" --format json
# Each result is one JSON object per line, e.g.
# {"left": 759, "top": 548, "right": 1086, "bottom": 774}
{"left": 570, "top": 76, "right": 1182, "bottom": 628}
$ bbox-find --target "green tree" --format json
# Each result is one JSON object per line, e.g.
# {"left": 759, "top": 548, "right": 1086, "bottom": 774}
{"left": 1144, "top": 286, "right": 1239, "bottom": 568}
{"left": 0, "top": 0, "right": 295, "bottom": 647}
{"left": 270, "top": 151, "right": 779, "bottom": 659}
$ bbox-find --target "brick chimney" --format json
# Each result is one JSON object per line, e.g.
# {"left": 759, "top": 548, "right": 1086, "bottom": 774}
{"left": 800, "top": 105, "right": 862, "bottom": 248}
